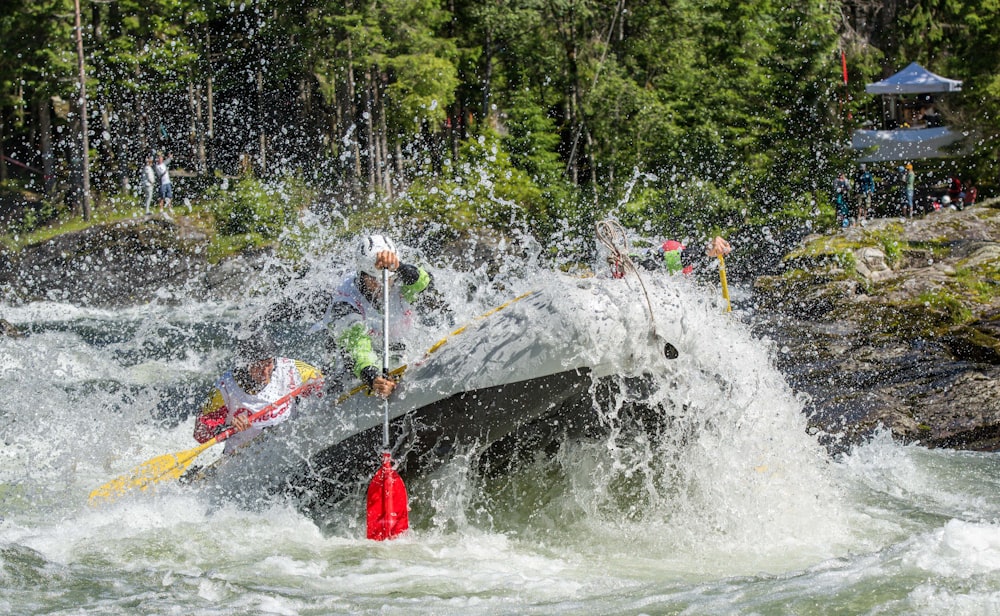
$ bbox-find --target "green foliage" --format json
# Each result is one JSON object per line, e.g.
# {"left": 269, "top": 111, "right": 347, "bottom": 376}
{"left": 613, "top": 174, "right": 743, "bottom": 242}
{"left": 916, "top": 290, "right": 973, "bottom": 325}
{"left": 207, "top": 176, "right": 298, "bottom": 239}
{"left": 206, "top": 232, "right": 266, "bottom": 265}
{"left": 396, "top": 128, "right": 561, "bottom": 236}
{"left": 954, "top": 264, "right": 1000, "bottom": 303}
{"left": 16, "top": 199, "right": 58, "bottom": 235}
{"left": 385, "top": 53, "right": 459, "bottom": 133}
{"left": 836, "top": 249, "right": 857, "bottom": 275}
{"left": 865, "top": 225, "right": 905, "bottom": 268}
{"left": 0, "top": 0, "right": 995, "bottom": 256}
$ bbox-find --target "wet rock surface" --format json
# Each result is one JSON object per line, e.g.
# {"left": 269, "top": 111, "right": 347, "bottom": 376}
{"left": 0, "top": 215, "right": 271, "bottom": 306}
{"left": 751, "top": 201, "right": 1000, "bottom": 452}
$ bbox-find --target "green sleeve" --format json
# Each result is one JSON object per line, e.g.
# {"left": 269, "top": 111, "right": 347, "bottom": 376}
{"left": 335, "top": 323, "right": 380, "bottom": 378}
{"left": 400, "top": 267, "right": 431, "bottom": 303}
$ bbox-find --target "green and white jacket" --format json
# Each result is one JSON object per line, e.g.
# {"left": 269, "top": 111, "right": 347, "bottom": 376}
{"left": 321, "top": 264, "right": 431, "bottom": 387}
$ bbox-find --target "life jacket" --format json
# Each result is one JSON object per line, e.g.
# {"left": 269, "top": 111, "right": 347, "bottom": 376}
{"left": 326, "top": 275, "right": 414, "bottom": 345}
{"left": 210, "top": 357, "right": 318, "bottom": 453}
{"left": 660, "top": 240, "right": 695, "bottom": 275}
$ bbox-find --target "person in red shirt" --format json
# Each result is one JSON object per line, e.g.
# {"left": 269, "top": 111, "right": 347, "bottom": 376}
{"left": 948, "top": 177, "right": 962, "bottom": 206}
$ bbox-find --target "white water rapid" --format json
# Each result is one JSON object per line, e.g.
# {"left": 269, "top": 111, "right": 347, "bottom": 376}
{"left": 3, "top": 234, "right": 1000, "bottom": 615}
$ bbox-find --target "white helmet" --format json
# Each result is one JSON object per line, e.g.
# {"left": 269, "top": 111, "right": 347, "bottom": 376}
{"left": 356, "top": 234, "right": 397, "bottom": 277}
{"left": 942, "top": 195, "right": 952, "bottom": 204}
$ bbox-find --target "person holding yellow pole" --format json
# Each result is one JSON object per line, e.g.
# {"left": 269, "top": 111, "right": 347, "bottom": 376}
{"left": 705, "top": 236, "right": 733, "bottom": 312}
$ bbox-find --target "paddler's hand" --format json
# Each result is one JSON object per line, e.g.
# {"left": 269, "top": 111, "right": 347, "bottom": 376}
{"left": 231, "top": 414, "right": 252, "bottom": 432}
{"left": 371, "top": 375, "right": 397, "bottom": 399}
{"left": 374, "top": 250, "right": 399, "bottom": 272}
{"left": 705, "top": 236, "right": 731, "bottom": 258}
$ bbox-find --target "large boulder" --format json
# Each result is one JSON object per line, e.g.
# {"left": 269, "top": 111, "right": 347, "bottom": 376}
{"left": 752, "top": 202, "right": 1000, "bottom": 452}
{"left": 0, "top": 215, "right": 212, "bottom": 306}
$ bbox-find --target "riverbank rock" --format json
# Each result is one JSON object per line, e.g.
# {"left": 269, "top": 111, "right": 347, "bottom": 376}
{"left": 0, "top": 215, "right": 212, "bottom": 306}
{"left": 751, "top": 201, "right": 1000, "bottom": 452}
{"left": 0, "top": 318, "right": 23, "bottom": 337}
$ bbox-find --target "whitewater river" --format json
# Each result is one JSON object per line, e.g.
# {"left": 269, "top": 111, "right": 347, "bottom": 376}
{"left": 3, "top": 247, "right": 1000, "bottom": 615}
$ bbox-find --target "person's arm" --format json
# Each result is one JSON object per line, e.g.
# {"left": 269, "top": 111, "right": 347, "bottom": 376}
{"left": 193, "top": 388, "right": 230, "bottom": 443}
{"left": 395, "top": 263, "right": 431, "bottom": 303}
{"left": 705, "top": 236, "right": 731, "bottom": 258}
{"left": 335, "top": 326, "right": 396, "bottom": 397}
{"left": 373, "top": 249, "right": 431, "bottom": 303}
{"left": 335, "top": 322, "right": 381, "bottom": 388}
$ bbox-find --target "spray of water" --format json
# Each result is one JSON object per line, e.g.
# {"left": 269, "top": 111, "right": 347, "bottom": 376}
{"left": 3, "top": 222, "right": 852, "bottom": 562}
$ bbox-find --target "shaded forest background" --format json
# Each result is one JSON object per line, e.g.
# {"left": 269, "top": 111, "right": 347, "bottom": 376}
{"left": 0, "top": 0, "right": 997, "bottom": 264}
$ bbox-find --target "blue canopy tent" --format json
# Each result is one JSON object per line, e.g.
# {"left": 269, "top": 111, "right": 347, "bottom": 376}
{"left": 864, "top": 62, "right": 963, "bottom": 95}
{"left": 853, "top": 63, "right": 964, "bottom": 162}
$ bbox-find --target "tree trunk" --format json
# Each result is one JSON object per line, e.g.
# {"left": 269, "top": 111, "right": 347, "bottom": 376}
{"left": 197, "top": 26, "right": 215, "bottom": 173}
{"left": 377, "top": 75, "right": 391, "bottom": 196}
{"left": 346, "top": 39, "right": 361, "bottom": 183}
{"left": 585, "top": 128, "right": 598, "bottom": 206}
{"left": 38, "top": 98, "right": 54, "bottom": 195}
{"left": 189, "top": 76, "right": 206, "bottom": 174}
{"left": 364, "top": 66, "right": 375, "bottom": 189}
{"left": 205, "top": 26, "right": 215, "bottom": 172}
{"left": 73, "top": 0, "right": 92, "bottom": 220}
{"left": 257, "top": 65, "right": 266, "bottom": 174}
{"left": 254, "top": 0, "right": 266, "bottom": 175}
{"left": 99, "top": 104, "right": 126, "bottom": 192}
{"left": 0, "top": 119, "right": 6, "bottom": 184}
{"left": 482, "top": 27, "right": 493, "bottom": 118}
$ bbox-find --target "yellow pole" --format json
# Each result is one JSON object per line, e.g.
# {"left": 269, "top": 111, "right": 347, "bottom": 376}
{"left": 718, "top": 255, "right": 732, "bottom": 312}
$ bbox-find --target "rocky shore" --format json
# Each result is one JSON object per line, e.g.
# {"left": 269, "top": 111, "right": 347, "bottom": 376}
{"left": 0, "top": 214, "right": 268, "bottom": 307}
{"left": 751, "top": 200, "right": 1000, "bottom": 452}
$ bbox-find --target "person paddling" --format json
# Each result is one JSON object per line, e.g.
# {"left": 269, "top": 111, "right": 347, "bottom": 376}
{"left": 316, "top": 234, "right": 445, "bottom": 398}
{"left": 636, "top": 235, "right": 731, "bottom": 276}
{"left": 192, "top": 336, "right": 324, "bottom": 454}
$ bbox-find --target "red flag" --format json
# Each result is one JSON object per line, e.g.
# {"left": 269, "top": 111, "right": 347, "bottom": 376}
{"left": 841, "top": 50, "right": 848, "bottom": 85}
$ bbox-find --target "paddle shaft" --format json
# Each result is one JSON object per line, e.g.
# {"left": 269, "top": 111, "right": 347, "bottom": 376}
{"left": 212, "top": 379, "right": 318, "bottom": 445}
{"left": 382, "top": 267, "right": 390, "bottom": 450}
{"left": 366, "top": 265, "right": 409, "bottom": 540}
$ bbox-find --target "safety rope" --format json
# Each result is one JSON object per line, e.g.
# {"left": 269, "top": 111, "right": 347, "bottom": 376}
{"left": 595, "top": 219, "right": 659, "bottom": 340}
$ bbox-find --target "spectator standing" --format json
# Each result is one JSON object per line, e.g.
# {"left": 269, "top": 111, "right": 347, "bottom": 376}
{"left": 154, "top": 152, "right": 173, "bottom": 213}
{"left": 961, "top": 184, "right": 977, "bottom": 211}
{"left": 947, "top": 176, "right": 962, "bottom": 205}
{"left": 139, "top": 155, "right": 156, "bottom": 215}
{"left": 905, "top": 163, "right": 916, "bottom": 217}
{"left": 896, "top": 166, "right": 909, "bottom": 217}
{"left": 854, "top": 163, "right": 875, "bottom": 225}
{"left": 833, "top": 172, "right": 851, "bottom": 227}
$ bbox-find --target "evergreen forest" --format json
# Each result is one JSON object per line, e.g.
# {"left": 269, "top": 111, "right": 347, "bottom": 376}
{"left": 1, "top": 0, "right": 998, "bottom": 258}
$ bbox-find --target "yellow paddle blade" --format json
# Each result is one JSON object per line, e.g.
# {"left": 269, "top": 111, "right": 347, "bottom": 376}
{"left": 87, "top": 439, "right": 217, "bottom": 506}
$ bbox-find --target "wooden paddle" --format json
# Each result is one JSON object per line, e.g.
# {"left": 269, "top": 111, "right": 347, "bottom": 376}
{"left": 88, "top": 379, "right": 319, "bottom": 505}
{"left": 366, "top": 267, "right": 409, "bottom": 540}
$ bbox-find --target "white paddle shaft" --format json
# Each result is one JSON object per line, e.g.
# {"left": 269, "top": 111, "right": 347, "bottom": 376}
{"left": 382, "top": 267, "right": 390, "bottom": 450}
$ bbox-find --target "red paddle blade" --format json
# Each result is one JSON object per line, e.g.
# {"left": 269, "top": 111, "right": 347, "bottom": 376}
{"left": 366, "top": 452, "right": 409, "bottom": 540}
